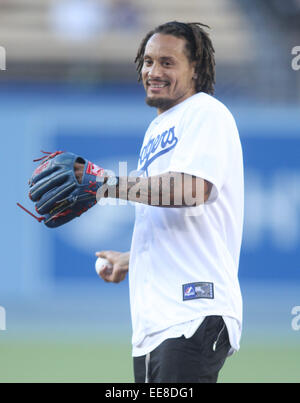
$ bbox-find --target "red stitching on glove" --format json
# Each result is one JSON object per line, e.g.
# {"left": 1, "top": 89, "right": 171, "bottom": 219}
{"left": 84, "top": 181, "right": 99, "bottom": 196}
{"left": 84, "top": 190, "right": 97, "bottom": 196}
{"left": 51, "top": 209, "right": 73, "bottom": 221}
{"left": 16, "top": 203, "right": 46, "bottom": 223}
{"left": 33, "top": 150, "right": 64, "bottom": 163}
{"left": 76, "top": 207, "right": 89, "bottom": 217}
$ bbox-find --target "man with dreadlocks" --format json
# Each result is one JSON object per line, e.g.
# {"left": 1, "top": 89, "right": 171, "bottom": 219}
{"left": 86, "top": 21, "right": 243, "bottom": 383}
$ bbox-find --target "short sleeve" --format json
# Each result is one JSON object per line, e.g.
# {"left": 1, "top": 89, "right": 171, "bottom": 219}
{"left": 167, "top": 103, "right": 235, "bottom": 203}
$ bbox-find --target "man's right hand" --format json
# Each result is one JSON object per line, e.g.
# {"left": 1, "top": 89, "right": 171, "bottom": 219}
{"left": 95, "top": 251, "right": 130, "bottom": 283}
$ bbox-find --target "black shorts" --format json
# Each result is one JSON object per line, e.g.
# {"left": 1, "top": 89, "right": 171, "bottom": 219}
{"left": 133, "top": 316, "right": 231, "bottom": 383}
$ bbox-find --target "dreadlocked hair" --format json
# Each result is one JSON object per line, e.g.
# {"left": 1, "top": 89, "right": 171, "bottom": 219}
{"left": 135, "top": 21, "right": 216, "bottom": 95}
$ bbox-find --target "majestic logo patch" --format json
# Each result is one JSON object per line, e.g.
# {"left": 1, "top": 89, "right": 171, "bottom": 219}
{"left": 138, "top": 126, "right": 178, "bottom": 175}
{"left": 182, "top": 282, "right": 214, "bottom": 301}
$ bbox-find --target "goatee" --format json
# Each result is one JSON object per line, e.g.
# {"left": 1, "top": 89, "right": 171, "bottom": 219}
{"left": 145, "top": 96, "right": 175, "bottom": 112}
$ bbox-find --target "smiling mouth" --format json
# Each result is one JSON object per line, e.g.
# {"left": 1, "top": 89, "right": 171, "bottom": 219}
{"left": 147, "top": 81, "right": 169, "bottom": 89}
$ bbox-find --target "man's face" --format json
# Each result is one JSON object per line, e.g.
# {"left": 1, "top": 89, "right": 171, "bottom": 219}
{"left": 142, "top": 33, "right": 196, "bottom": 114}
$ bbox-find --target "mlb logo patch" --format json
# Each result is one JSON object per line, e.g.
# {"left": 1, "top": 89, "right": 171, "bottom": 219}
{"left": 182, "top": 282, "right": 214, "bottom": 301}
{"left": 183, "top": 286, "right": 196, "bottom": 298}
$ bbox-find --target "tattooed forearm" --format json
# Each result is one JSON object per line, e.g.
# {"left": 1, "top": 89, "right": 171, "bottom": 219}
{"left": 106, "top": 172, "right": 212, "bottom": 207}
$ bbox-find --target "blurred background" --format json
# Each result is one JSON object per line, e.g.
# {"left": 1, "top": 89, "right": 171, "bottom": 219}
{"left": 0, "top": 0, "right": 300, "bottom": 383}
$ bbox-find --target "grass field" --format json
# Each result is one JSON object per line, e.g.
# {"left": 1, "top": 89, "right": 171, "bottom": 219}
{"left": 0, "top": 340, "right": 299, "bottom": 383}
{"left": 1, "top": 283, "right": 299, "bottom": 383}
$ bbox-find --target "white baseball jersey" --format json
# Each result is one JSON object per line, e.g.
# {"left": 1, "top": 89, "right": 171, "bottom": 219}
{"left": 129, "top": 92, "right": 244, "bottom": 357}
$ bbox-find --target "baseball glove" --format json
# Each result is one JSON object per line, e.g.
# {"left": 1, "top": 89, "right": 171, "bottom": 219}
{"left": 17, "top": 151, "right": 105, "bottom": 228}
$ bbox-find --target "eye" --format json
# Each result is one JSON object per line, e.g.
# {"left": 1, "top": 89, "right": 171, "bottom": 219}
{"left": 144, "top": 59, "right": 152, "bottom": 66}
{"left": 162, "top": 60, "right": 173, "bottom": 67}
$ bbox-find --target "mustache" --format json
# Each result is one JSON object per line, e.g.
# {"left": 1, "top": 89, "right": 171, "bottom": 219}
{"left": 146, "top": 79, "right": 170, "bottom": 84}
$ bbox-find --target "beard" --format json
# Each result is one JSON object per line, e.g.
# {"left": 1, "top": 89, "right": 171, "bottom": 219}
{"left": 145, "top": 96, "right": 176, "bottom": 112}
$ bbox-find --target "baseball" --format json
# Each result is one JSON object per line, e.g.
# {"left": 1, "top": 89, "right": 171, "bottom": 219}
{"left": 95, "top": 257, "right": 113, "bottom": 276}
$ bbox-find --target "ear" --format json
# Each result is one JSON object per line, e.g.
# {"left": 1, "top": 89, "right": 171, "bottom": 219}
{"left": 191, "top": 61, "right": 197, "bottom": 79}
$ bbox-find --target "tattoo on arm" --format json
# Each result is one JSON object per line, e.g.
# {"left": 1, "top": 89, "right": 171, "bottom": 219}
{"left": 102, "top": 173, "right": 213, "bottom": 207}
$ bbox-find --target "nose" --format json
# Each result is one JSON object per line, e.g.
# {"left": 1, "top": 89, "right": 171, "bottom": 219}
{"left": 147, "top": 62, "right": 163, "bottom": 79}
